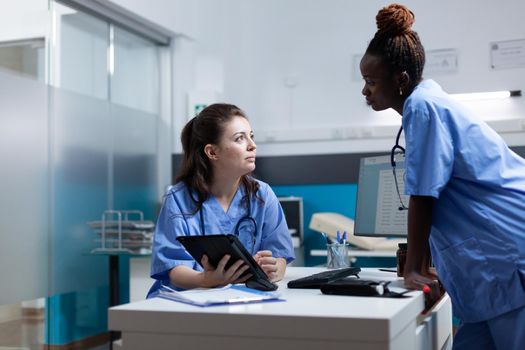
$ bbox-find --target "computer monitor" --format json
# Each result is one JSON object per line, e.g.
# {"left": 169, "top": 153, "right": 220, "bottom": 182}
{"left": 354, "top": 155, "right": 408, "bottom": 238}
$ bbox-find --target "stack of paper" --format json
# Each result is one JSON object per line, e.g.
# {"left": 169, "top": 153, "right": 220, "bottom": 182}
{"left": 154, "top": 284, "right": 283, "bottom": 307}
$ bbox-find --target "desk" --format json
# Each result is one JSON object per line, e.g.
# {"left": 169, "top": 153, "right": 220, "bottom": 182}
{"left": 109, "top": 267, "right": 452, "bottom": 350}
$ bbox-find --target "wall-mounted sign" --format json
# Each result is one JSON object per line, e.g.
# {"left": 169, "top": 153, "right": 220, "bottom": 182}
{"left": 490, "top": 38, "right": 525, "bottom": 70}
{"left": 425, "top": 48, "right": 458, "bottom": 75}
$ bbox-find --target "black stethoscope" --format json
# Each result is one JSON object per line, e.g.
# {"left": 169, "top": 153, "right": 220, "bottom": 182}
{"left": 390, "top": 126, "right": 409, "bottom": 211}
{"left": 198, "top": 198, "right": 258, "bottom": 253}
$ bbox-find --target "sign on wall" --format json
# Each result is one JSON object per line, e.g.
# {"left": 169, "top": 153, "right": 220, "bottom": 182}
{"left": 425, "top": 48, "right": 458, "bottom": 75}
{"left": 490, "top": 38, "right": 525, "bottom": 70}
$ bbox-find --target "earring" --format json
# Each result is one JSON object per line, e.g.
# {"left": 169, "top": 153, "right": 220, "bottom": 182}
{"left": 399, "top": 88, "right": 403, "bottom": 96}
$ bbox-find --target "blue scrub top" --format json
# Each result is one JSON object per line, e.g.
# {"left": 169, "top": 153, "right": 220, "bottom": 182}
{"left": 402, "top": 79, "right": 525, "bottom": 323}
{"left": 147, "top": 178, "right": 295, "bottom": 297}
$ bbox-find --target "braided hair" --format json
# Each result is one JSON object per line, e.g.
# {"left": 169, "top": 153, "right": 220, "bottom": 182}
{"left": 365, "top": 3, "right": 425, "bottom": 91}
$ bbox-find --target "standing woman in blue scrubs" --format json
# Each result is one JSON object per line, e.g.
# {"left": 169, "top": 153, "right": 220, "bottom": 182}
{"left": 148, "top": 103, "right": 294, "bottom": 296}
{"left": 360, "top": 4, "right": 525, "bottom": 349}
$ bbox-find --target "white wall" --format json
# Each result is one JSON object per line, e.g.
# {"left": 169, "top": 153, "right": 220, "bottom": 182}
{"left": 110, "top": 0, "right": 525, "bottom": 156}
{"left": 109, "top": 0, "right": 196, "bottom": 37}
{"left": 0, "top": 0, "right": 49, "bottom": 42}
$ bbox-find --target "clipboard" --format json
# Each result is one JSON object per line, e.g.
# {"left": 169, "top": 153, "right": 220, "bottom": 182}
{"left": 153, "top": 284, "right": 283, "bottom": 307}
{"left": 176, "top": 234, "right": 278, "bottom": 291}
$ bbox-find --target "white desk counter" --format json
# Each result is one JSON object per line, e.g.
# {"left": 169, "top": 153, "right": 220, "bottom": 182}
{"left": 109, "top": 267, "right": 452, "bottom": 350}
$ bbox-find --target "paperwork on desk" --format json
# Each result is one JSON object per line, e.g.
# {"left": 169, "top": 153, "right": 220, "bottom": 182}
{"left": 154, "top": 284, "right": 283, "bottom": 307}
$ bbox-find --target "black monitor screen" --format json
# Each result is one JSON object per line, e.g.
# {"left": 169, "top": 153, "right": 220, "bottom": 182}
{"left": 354, "top": 155, "right": 408, "bottom": 237}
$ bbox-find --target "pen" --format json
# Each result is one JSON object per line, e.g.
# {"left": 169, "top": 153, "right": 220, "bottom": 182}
{"left": 342, "top": 231, "right": 347, "bottom": 244}
{"left": 378, "top": 268, "right": 397, "bottom": 273}
{"left": 321, "top": 232, "right": 332, "bottom": 244}
{"left": 336, "top": 231, "right": 341, "bottom": 243}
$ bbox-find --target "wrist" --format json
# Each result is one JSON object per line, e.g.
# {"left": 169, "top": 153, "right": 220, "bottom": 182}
{"left": 197, "top": 271, "right": 211, "bottom": 288}
{"left": 403, "top": 260, "right": 421, "bottom": 275}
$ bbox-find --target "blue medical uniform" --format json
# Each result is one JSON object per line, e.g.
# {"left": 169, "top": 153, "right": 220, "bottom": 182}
{"left": 403, "top": 80, "right": 525, "bottom": 347}
{"left": 147, "top": 178, "right": 295, "bottom": 297}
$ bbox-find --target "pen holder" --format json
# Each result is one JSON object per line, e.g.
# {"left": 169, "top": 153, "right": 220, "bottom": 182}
{"left": 326, "top": 242, "right": 349, "bottom": 269}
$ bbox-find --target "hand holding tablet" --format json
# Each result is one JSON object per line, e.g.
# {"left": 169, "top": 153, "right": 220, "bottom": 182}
{"left": 177, "top": 234, "right": 278, "bottom": 291}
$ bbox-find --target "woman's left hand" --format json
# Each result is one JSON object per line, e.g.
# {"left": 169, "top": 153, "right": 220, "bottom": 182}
{"left": 254, "top": 250, "right": 278, "bottom": 282}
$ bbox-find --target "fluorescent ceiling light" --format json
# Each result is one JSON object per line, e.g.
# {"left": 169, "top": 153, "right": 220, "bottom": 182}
{"left": 451, "top": 90, "right": 521, "bottom": 101}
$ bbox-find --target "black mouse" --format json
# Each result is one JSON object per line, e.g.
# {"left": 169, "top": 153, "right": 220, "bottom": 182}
{"left": 245, "top": 278, "right": 278, "bottom": 291}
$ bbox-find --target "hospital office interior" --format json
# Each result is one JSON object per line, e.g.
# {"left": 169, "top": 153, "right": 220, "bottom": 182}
{"left": 1, "top": 0, "right": 525, "bottom": 348}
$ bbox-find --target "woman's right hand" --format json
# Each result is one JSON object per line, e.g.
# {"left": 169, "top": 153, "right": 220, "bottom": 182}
{"left": 199, "top": 254, "right": 252, "bottom": 288}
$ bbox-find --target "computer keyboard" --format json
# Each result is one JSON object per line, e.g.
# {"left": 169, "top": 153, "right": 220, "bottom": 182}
{"left": 287, "top": 267, "right": 361, "bottom": 289}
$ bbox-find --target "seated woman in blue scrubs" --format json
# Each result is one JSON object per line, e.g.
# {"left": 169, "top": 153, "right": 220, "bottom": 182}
{"left": 148, "top": 103, "right": 294, "bottom": 295}
{"left": 359, "top": 4, "right": 525, "bottom": 349}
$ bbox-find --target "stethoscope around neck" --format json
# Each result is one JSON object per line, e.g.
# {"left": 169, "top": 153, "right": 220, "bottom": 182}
{"left": 198, "top": 198, "right": 258, "bottom": 253}
{"left": 390, "top": 126, "right": 409, "bottom": 211}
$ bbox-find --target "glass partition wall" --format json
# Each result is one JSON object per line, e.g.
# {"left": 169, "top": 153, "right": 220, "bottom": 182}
{"left": 0, "top": 1, "right": 170, "bottom": 348}
{"left": 0, "top": 3, "right": 51, "bottom": 349}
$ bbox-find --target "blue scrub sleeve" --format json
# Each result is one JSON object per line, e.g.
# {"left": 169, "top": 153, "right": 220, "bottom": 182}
{"left": 403, "top": 106, "right": 454, "bottom": 198}
{"left": 258, "top": 189, "right": 295, "bottom": 263}
{"left": 150, "top": 195, "right": 198, "bottom": 281}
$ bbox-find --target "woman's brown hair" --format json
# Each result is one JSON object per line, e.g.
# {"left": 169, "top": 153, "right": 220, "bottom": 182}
{"left": 176, "top": 103, "right": 260, "bottom": 213}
